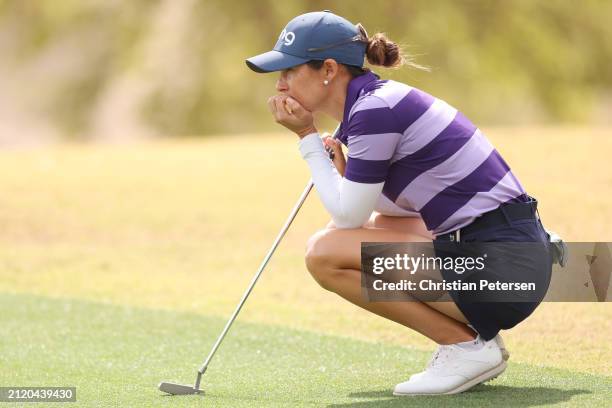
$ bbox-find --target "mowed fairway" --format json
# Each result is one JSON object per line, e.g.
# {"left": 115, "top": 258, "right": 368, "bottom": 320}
{"left": 0, "top": 128, "right": 611, "bottom": 407}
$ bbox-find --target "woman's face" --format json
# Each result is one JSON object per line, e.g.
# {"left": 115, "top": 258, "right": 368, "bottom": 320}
{"left": 275, "top": 63, "right": 326, "bottom": 112}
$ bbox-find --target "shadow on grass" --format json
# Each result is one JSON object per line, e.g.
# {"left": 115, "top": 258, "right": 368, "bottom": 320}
{"left": 329, "top": 385, "right": 591, "bottom": 407}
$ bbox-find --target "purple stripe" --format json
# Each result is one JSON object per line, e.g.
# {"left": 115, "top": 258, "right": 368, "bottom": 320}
{"left": 391, "top": 88, "right": 435, "bottom": 131}
{"left": 433, "top": 172, "right": 526, "bottom": 234}
{"left": 344, "top": 157, "right": 390, "bottom": 184}
{"left": 363, "top": 79, "right": 387, "bottom": 94}
{"left": 337, "top": 122, "right": 348, "bottom": 146}
{"left": 382, "top": 111, "right": 477, "bottom": 201}
{"left": 419, "top": 151, "right": 511, "bottom": 230}
{"left": 400, "top": 129, "right": 494, "bottom": 210}
{"left": 347, "top": 108, "right": 399, "bottom": 136}
{"left": 504, "top": 193, "right": 529, "bottom": 204}
{"left": 343, "top": 71, "right": 380, "bottom": 124}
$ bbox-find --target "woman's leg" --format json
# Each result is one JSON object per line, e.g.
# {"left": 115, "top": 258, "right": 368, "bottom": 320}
{"left": 306, "top": 216, "right": 476, "bottom": 345}
{"left": 327, "top": 214, "right": 470, "bottom": 324}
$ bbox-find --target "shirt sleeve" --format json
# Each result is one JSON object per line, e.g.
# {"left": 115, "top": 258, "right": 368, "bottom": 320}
{"left": 298, "top": 133, "right": 383, "bottom": 229}
{"left": 343, "top": 101, "right": 402, "bottom": 184}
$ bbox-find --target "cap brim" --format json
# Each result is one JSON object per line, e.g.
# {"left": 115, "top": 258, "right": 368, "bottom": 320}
{"left": 245, "top": 50, "right": 309, "bottom": 73}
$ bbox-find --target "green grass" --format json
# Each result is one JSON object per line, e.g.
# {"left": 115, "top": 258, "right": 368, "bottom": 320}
{"left": 0, "top": 129, "right": 611, "bottom": 406}
{"left": 1, "top": 293, "right": 609, "bottom": 408}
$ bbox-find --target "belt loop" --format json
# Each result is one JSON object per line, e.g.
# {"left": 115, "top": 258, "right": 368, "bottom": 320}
{"left": 530, "top": 196, "right": 542, "bottom": 221}
{"left": 456, "top": 229, "right": 461, "bottom": 242}
{"left": 499, "top": 204, "right": 514, "bottom": 226}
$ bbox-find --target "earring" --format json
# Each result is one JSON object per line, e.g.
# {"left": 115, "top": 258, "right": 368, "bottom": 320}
{"left": 323, "top": 80, "right": 329, "bottom": 86}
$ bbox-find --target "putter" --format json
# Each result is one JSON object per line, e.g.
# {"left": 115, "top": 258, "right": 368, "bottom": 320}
{"left": 159, "top": 125, "right": 341, "bottom": 396}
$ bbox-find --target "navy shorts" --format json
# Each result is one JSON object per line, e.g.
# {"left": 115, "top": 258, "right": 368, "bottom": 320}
{"left": 434, "top": 199, "right": 553, "bottom": 341}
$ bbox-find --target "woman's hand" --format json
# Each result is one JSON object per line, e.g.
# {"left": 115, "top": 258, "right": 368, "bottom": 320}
{"left": 322, "top": 132, "right": 346, "bottom": 176}
{"left": 267, "top": 95, "right": 317, "bottom": 138}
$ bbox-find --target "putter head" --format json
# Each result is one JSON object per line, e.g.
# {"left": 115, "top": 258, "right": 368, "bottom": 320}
{"left": 158, "top": 382, "right": 203, "bottom": 395}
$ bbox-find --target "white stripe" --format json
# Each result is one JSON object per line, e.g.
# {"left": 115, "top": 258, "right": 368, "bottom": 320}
{"left": 434, "top": 171, "right": 522, "bottom": 235}
{"left": 392, "top": 99, "right": 457, "bottom": 163}
{"left": 371, "top": 81, "right": 413, "bottom": 108}
{"left": 375, "top": 194, "right": 420, "bottom": 217}
{"left": 508, "top": 170, "right": 525, "bottom": 192}
{"left": 349, "top": 96, "right": 388, "bottom": 118}
{"left": 347, "top": 132, "right": 402, "bottom": 161}
{"left": 397, "top": 129, "right": 493, "bottom": 210}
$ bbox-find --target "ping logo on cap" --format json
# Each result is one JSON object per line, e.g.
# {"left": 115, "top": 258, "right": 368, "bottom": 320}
{"left": 278, "top": 29, "right": 296, "bottom": 46}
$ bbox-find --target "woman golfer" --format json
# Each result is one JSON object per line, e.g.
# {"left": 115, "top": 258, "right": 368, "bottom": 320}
{"left": 246, "top": 11, "right": 552, "bottom": 395}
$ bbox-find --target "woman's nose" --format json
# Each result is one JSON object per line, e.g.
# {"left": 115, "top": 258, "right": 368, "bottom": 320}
{"left": 276, "top": 77, "right": 288, "bottom": 92}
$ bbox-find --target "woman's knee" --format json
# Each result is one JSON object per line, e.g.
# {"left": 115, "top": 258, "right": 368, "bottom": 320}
{"left": 305, "top": 229, "right": 343, "bottom": 291}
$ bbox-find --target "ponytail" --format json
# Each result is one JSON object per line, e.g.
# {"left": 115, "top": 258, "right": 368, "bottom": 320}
{"left": 357, "top": 23, "right": 429, "bottom": 71}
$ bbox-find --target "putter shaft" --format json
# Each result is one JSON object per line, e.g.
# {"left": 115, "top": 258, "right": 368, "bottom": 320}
{"left": 194, "top": 178, "right": 315, "bottom": 390}
{"left": 162, "top": 125, "right": 340, "bottom": 394}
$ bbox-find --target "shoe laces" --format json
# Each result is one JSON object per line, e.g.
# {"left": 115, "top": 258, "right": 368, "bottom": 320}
{"left": 427, "top": 345, "right": 451, "bottom": 370}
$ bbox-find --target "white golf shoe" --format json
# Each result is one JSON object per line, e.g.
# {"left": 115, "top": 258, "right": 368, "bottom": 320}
{"left": 394, "top": 337, "right": 506, "bottom": 396}
{"left": 406, "top": 334, "right": 509, "bottom": 382}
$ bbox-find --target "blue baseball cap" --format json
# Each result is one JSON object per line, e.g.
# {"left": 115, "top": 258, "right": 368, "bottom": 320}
{"left": 246, "top": 11, "right": 367, "bottom": 73}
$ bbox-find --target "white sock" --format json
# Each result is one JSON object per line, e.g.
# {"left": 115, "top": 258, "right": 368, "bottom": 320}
{"left": 454, "top": 335, "right": 485, "bottom": 351}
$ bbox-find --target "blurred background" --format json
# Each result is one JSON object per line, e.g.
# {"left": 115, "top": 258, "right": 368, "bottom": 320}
{"left": 1, "top": 0, "right": 611, "bottom": 144}
{"left": 1, "top": 2, "right": 611, "bottom": 397}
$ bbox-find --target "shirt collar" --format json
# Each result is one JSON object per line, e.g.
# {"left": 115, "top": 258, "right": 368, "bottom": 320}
{"left": 339, "top": 71, "right": 380, "bottom": 141}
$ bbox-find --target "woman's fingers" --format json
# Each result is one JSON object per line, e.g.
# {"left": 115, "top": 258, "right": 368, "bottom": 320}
{"left": 326, "top": 138, "right": 342, "bottom": 153}
{"left": 322, "top": 136, "right": 346, "bottom": 175}
{"left": 285, "top": 97, "right": 296, "bottom": 114}
{"left": 285, "top": 96, "right": 302, "bottom": 115}
{"left": 267, "top": 96, "right": 279, "bottom": 114}
{"left": 274, "top": 96, "right": 285, "bottom": 115}
{"left": 331, "top": 139, "right": 345, "bottom": 156}
{"left": 334, "top": 146, "right": 347, "bottom": 176}
{"left": 322, "top": 133, "right": 331, "bottom": 145}
{"left": 323, "top": 135, "right": 344, "bottom": 156}
{"left": 267, "top": 94, "right": 315, "bottom": 136}
{"left": 272, "top": 96, "right": 290, "bottom": 123}
{"left": 323, "top": 136, "right": 335, "bottom": 148}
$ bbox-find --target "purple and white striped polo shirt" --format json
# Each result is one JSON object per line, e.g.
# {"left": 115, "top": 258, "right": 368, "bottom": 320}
{"left": 337, "top": 71, "right": 526, "bottom": 235}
